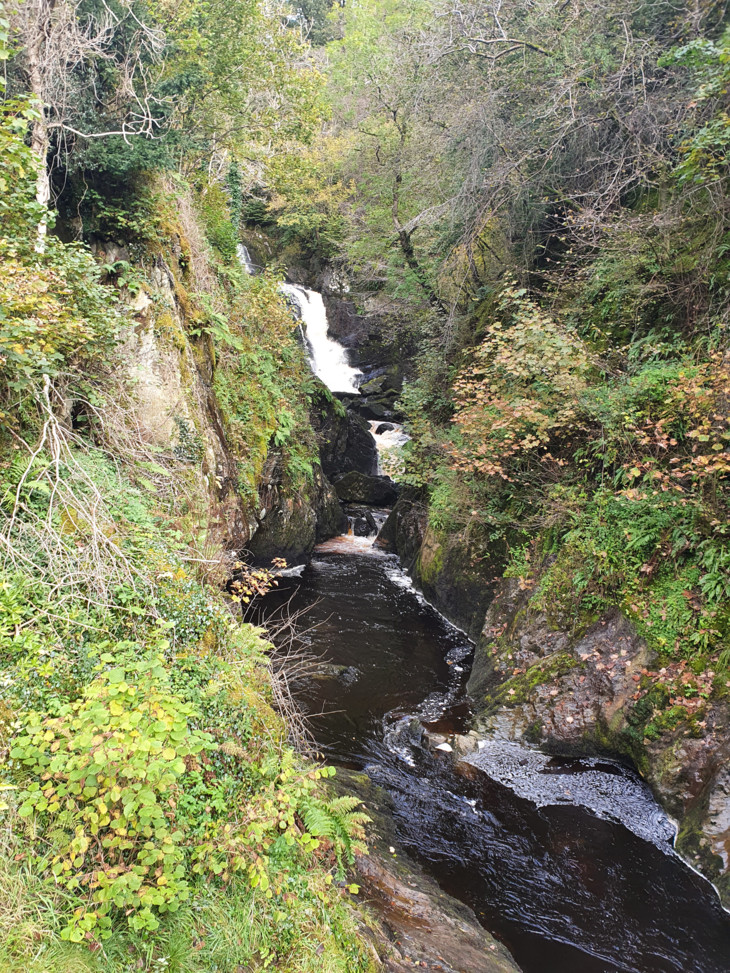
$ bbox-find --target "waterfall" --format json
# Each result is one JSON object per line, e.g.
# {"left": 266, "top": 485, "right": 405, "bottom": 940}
{"left": 236, "top": 243, "right": 256, "bottom": 275}
{"left": 280, "top": 283, "right": 362, "bottom": 395}
{"left": 368, "top": 420, "right": 410, "bottom": 476}
{"left": 235, "top": 247, "right": 360, "bottom": 394}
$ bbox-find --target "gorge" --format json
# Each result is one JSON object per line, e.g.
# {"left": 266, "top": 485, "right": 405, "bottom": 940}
{"left": 260, "top": 278, "right": 730, "bottom": 973}
{"left": 2, "top": 0, "right": 730, "bottom": 971}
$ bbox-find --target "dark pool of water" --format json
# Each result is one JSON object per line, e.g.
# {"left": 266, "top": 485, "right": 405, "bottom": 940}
{"left": 261, "top": 544, "right": 730, "bottom": 973}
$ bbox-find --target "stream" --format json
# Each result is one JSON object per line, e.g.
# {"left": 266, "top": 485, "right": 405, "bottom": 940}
{"left": 247, "top": 260, "right": 730, "bottom": 970}
{"left": 262, "top": 539, "right": 730, "bottom": 973}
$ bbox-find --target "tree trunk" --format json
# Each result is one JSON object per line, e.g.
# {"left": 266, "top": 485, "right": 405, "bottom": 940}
{"left": 25, "top": 0, "right": 54, "bottom": 250}
{"left": 392, "top": 168, "right": 448, "bottom": 317}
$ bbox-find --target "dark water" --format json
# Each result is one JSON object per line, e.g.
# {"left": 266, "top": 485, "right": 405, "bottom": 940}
{"left": 262, "top": 542, "right": 730, "bottom": 973}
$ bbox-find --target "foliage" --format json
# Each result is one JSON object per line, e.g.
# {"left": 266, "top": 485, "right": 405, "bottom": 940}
{"left": 662, "top": 27, "right": 730, "bottom": 187}
{"left": 10, "top": 641, "right": 212, "bottom": 940}
{"left": 213, "top": 274, "right": 318, "bottom": 500}
{"left": 0, "top": 98, "right": 45, "bottom": 239}
{"left": 0, "top": 455, "right": 370, "bottom": 964}
{"left": 197, "top": 182, "right": 239, "bottom": 263}
{"left": 0, "top": 240, "right": 121, "bottom": 405}
{"left": 448, "top": 287, "right": 592, "bottom": 481}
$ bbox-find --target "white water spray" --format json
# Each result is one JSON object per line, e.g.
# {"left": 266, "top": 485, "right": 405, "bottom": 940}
{"left": 280, "top": 283, "right": 362, "bottom": 394}
{"left": 368, "top": 420, "right": 410, "bottom": 477}
{"left": 236, "top": 244, "right": 256, "bottom": 275}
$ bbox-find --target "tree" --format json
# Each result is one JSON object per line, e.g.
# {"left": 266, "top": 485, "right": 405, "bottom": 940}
{"left": 7, "top": 0, "right": 167, "bottom": 242}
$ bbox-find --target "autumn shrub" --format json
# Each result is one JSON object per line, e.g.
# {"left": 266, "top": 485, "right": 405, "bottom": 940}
{"left": 448, "top": 286, "right": 592, "bottom": 482}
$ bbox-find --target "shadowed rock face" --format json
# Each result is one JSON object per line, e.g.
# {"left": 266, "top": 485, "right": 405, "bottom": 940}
{"left": 334, "top": 471, "right": 399, "bottom": 506}
{"left": 466, "top": 573, "right": 730, "bottom": 904}
{"left": 375, "top": 490, "right": 429, "bottom": 572}
{"left": 246, "top": 451, "right": 345, "bottom": 564}
{"left": 310, "top": 385, "right": 378, "bottom": 478}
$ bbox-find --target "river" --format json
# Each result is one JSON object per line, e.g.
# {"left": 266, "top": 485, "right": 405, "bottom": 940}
{"left": 261, "top": 538, "right": 730, "bottom": 973}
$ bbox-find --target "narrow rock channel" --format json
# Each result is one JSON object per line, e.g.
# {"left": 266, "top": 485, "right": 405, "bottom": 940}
{"left": 262, "top": 539, "right": 730, "bottom": 973}
{"left": 258, "top": 285, "right": 730, "bottom": 973}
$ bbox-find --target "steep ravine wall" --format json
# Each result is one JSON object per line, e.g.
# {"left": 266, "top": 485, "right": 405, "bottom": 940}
{"left": 99, "top": 239, "right": 346, "bottom": 567}
{"left": 378, "top": 495, "right": 730, "bottom": 907}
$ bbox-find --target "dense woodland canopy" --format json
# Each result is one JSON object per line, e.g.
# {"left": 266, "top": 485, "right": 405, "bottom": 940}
{"left": 1, "top": 0, "right": 730, "bottom": 967}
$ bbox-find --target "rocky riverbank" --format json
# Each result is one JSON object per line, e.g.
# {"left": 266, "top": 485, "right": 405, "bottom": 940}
{"left": 377, "top": 495, "right": 730, "bottom": 906}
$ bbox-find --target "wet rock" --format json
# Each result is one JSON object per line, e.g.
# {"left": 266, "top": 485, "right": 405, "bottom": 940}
{"left": 467, "top": 569, "right": 730, "bottom": 905}
{"left": 423, "top": 731, "right": 449, "bottom": 749}
{"left": 345, "top": 505, "right": 379, "bottom": 537}
{"left": 310, "top": 383, "right": 378, "bottom": 478}
{"left": 247, "top": 453, "right": 345, "bottom": 563}
{"left": 375, "top": 490, "right": 428, "bottom": 570}
{"left": 416, "top": 527, "right": 504, "bottom": 640}
{"left": 335, "top": 770, "right": 522, "bottom": 973}
{"left": 319, "top": 293, "right": 416, "bottom": 375}
{"left": 378, "top": 504, "right": 503, "bottom": 639}
{"left": 352, "top": 396, "right": 395, "bottom": 421}
{"left": 358, "top": 374, "right": 389, "bottom": 396}
{"left": 471, "top": 605, "right": 653, "bottom": 749}
{"left": 452, "top": 733, "right": 479, "bottom": 756}
{"left": 375, "top": 422, "right": 395, "bottom": 434}
{"left": 334, "top": 471, "right": 399, "bottom": 506}
{"left": 309, "top": 664, "right": 359, "bottom": 686}
{"left": 352, "top": 517, "right": 372, "bottom": 537}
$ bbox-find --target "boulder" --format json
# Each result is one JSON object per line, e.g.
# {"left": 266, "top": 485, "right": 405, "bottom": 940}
{"left": 375, "top": 489, "right": 428, "bottom": 571}
{"left": 344, "top": 504, "right": 378, "bottom": 536}
{"left": 247, "top": 453, "right": 345, "bottom": 564}
{"left": 334, "top": 471, "right": 399, "bottom": 506}
{"left": 310, "top": 383, "right": 377, "bottom": 478}
{"left": 352, "top": 517, "right": 372, "bottom": 537}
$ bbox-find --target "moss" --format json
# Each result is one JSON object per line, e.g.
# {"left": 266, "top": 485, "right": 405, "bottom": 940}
{"left": 676, "top": 791, "right": 726, "bottom": 895}
{"left": 154, "top": 309, "right": 188, "bottom": 355}
{"left": 592, "top": 718, "right": 651, "bottom": 776}
{"left": 483, "top": 651, "right": 582, "bottom": 713}
{"left": 173, "top": 277, "right": 195, "bottom": 321}
{"left": 417, "top": 530, "right": 445, "bottom": 585}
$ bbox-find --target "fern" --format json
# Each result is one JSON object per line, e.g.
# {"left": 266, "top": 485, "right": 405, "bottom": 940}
{"left": 300, "top": 795, "right": 370, "bottom": 877}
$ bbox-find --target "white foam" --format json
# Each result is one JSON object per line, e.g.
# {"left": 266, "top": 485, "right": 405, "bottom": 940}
{"left": 368, "top": 420, "right": 410, "bottom": 477}
{"left": 280, "top": 284, "right": 362, "bottom": 394}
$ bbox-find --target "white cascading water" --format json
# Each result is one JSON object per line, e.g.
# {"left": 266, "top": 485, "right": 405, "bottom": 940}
{"left": 236, "top": 247, "right": 362, "bottom": 394}
{"left": 236, "top": 243, "right": 256, "bottom": 275}
{"left": 368, "top": 420, "right": 410, "bottom": 477}
{"left": 280, "top": 283, "right": 362, "bottom": 394}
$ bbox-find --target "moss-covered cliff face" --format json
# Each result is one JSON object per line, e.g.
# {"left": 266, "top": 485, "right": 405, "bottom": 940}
{"left": 111, "top": 256, "right": 257, "bottom": 551}
{"left": 91, "top": 185, "right": 349, "bottom": 569}
{"left": 465, "top": 568, "right": 730, "bottom": 905}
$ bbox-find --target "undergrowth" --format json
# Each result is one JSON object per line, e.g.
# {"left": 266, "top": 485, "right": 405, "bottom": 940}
{"left": 0, "top": 106, "right": 372, "bottom": 972}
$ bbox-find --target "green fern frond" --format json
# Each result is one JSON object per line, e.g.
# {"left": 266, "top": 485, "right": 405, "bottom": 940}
{"left": 300, "top": 795, "right": 370, "bottom": 877}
